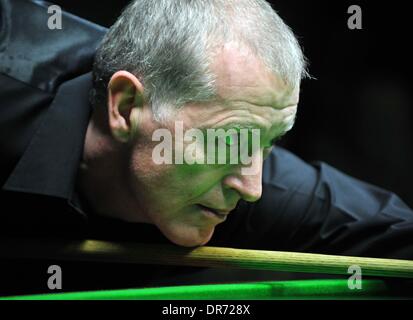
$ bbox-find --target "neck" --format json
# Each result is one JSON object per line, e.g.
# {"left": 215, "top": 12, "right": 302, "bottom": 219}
{"left": 77, "top": 114, "right": 149, "bottom": 223}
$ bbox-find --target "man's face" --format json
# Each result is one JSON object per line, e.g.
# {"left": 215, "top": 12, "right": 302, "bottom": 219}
{"left": 125, "top": 43, "right": 299, "bottom": 247}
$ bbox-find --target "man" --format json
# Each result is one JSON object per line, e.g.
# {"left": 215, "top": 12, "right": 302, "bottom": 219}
{"left": 1, "top": 0, "right": 412, "bottom": 260}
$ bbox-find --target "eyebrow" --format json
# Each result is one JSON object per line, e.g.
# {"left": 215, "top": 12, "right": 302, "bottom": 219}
{"left": 270, "top": 133, "right": 285, "bottom": 145}
{"left": 199, "top": 122, "right": 258, "bottom": 132}
{"left": 270, "top": 128, "right": 290, "bottom": 145}
{"left": 199, "top": 122, "right": 289, "bottom": 148}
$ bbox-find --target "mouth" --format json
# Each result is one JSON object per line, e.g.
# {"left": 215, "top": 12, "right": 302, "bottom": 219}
{"left": 196, "top": 204, "right": 230, "bottom": 221}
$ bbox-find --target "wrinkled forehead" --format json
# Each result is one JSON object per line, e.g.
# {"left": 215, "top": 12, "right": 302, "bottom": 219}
{"left": 210, "top": 42, "right": 300, "bottom": 109}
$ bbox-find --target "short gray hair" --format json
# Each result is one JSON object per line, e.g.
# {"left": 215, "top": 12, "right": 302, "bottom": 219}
{"left": 92, "top": 0, "right": 308, "bottom": 122}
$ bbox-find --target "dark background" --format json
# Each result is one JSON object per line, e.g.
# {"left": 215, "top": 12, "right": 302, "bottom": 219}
{"left": 52, "top": 0, "right": 413, "bottom": 207}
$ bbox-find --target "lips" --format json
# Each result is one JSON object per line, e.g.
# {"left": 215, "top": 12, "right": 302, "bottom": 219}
{"left": 197, "top": 204, "right": 233, "bottom": 221}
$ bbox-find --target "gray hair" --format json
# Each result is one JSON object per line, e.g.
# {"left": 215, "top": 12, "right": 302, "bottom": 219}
{"left": 92, "top": 0, "right": 308, "bottom": 122}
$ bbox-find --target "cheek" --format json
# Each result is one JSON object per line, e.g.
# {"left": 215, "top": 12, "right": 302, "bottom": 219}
{"left": 127, "top": 150, "right": 193, "bottom": 207}
{"left": 128, "top": 139, "right": 230, "bottom": 205}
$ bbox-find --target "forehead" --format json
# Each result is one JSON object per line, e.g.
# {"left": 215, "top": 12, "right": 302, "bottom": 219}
{"left": 210, "top": 42, "right": 299, "bottom": 108}
{"left": 173, "top": 42, "right": 299, "bottom": 137}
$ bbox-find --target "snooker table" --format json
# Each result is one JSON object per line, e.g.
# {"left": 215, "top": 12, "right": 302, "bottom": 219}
{"left": 2, "top": 278, "right": 413, "bottom": 300}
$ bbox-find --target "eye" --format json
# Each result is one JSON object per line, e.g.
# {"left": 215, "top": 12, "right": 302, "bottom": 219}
{"left": 225, "top": 133, "right": 238, "bottom": 146}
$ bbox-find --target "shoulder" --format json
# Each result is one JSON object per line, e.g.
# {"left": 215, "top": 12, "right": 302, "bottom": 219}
{"left": 0, "top": 1, "right": 105, "bottom": 185}
{"left": 0, "top": 0, "right": 107, "bottom": 92}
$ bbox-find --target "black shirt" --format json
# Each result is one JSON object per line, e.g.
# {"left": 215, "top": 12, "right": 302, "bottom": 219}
{"left": 1, "top": 0, "right": 413, "bottom": 260}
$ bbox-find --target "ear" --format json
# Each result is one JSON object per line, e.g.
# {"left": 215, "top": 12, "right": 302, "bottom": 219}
{"left": 107, "top": 71, "right": 144, "bottom": 143}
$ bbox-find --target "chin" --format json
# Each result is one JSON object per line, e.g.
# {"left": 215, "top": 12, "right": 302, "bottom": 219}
{"left": 161, "top": 225, "right": 215, "bottom": 247}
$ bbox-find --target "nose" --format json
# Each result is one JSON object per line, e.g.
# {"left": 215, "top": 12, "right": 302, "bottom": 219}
{"left": 222, "top": 153, "right": 263, "bottom": 203}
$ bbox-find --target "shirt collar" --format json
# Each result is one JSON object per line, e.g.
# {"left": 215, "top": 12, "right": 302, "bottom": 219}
{"left": 3, "top": 72, "right": 93, "bottom": 214}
